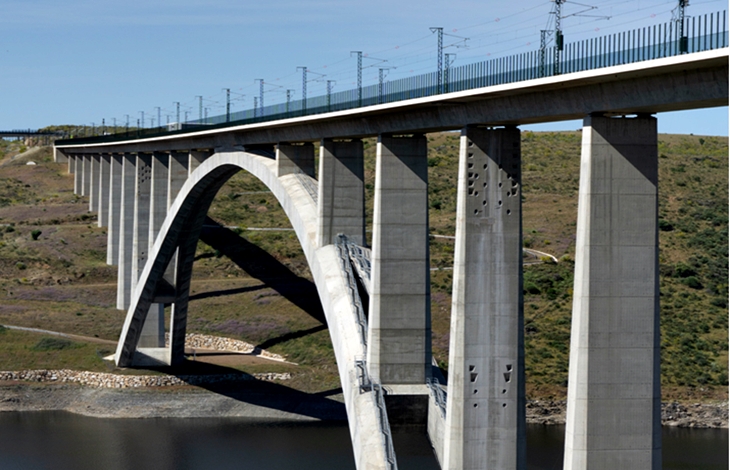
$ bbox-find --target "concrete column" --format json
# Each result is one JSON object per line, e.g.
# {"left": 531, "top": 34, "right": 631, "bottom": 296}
{"left": 276, "top": 142, "right": 315, "bottom": 177}
{"left": 149, "top": 152, "right": 169, "bottom": 252}
{"left": 116, "top": 153, "right": 137, "bottom": 310}
{"left": 317, "top": 139, "right": 365, "bottom": 247}
{"left": 74, "top": 156, "right": 82, "bottom": 194}
{"left": 132, "top": 153, "right": 152, "bottom": 293}
{"left": 97, "top": 155, "right": 111, "bottom": 227}
{"left": 88, "top": 154, "right": 100, "bottom": 212}
{"left": 164, "top": 152, "right": 189, "bottom": 282}
{"left": 139, "top": 303, "right": 165, "bottom": 348}
{"left": 54, "top": 147, "right": 69, "bottom": 164}
{"left": 139, "top": 152, "right": 170, "bottom": 349}
{"left": 366, "top": 134, "right": 431, "bottom": 385}
{"left": 107, "top": 154, "right": 123, "bottom": 265}
{"left": 168, "top": 151, "right": 189, "bottom": 206}
{"left": 82, "top": 154, "right": 92, "bottom": 196}
{"left": 188, "top": 150, "right": 210, "bottom": 176}
{"left": 66, "top": 153, "right": 74, "bottom": 174}
{"left": 564, "top": 115, "right": 660, "bottom": 470}
{"left": 443, "top": 126, "right": 525, "bottom": 470}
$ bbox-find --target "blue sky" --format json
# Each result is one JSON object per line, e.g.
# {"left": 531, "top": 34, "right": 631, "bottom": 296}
{"left": 1, "top": 0, "right": 727, "bottom": 135}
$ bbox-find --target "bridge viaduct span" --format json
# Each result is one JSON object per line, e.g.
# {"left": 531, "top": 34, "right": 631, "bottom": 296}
{"left": 54, "top": 49, "right": 728, "bottom": 470}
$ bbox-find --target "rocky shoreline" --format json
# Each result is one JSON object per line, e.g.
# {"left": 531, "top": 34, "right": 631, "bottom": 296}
{"left": 526, "top": 399, "right": 728, "bottom": 428}
{"left": 0, "top": 369, "right": 291, "bottom": 388}
{"left": 0, "top": 373, "right": 726, "bottom": 427}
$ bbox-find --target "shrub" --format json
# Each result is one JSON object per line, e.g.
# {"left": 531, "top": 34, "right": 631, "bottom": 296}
{"left": 524, "top": 282, "right": 541, "bottom": 295}
{"left": 31, "top": 337, "right": 77, "bottom": 351}
{"left": 681, "top": 276, "right": 703, "bottom": 289}
{"left": 658, "top": 219, "right": 674, "bottom": 231}
{"left": 673, "top": 262, "right": 696, "bottom": 278}
{"left": 31, "top": 230, "right": 42, "bottom": 240}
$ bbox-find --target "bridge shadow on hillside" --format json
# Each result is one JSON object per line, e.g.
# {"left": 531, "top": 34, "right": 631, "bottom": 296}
{"left": 144, "top": 359, "right": 346, "bottom": 421}
{"left": 197, "top": 217, "right": 325, "bottom": 324}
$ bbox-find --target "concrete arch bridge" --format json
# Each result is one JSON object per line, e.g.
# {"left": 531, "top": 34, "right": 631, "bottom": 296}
{"left": 54, "top": 47, "right": 728, "bottom": 470}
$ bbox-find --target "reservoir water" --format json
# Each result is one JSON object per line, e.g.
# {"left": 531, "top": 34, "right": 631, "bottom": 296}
{"left": 0, "top": 411, "right": 726, "bottom": 469}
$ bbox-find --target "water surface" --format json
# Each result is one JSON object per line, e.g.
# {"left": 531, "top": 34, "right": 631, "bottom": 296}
{"left": 0, "top": 412, "right": 725, "bottom": 469}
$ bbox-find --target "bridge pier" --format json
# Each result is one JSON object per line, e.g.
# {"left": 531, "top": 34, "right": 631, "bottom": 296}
{"left": 54, "top": 147, "right": 69, "bottom": 164}
{"left": 564, "top": 114, "right": 661, "bottom": 470}
{"left": 62, "top": 151, "right": 72, "bottom": 172}
{"left": 89, "top": 154, "right": 100, "bottom": 213}
{"left": 276, "top": 142, "right": 315, "bottom": 177}
{"left": 317, "top": 138, "right": 365, "bottom": 246}
{"left": 169, "top": 152, "right": 189, "bottom": 203}
{"left": 117, "top": 153, "right": 137, "bottom": 310}
{"left": 443, "top": 126, "right": 526, "bottom": 469}
{"left": 73, "top": 155, "right": 82, "bottom": 195}
{"left": 165, "top": 152, "right": 190, "bottom": 277}
{"left": 188, "top": 149, "right": 211, "bottom": 175}
{"left": 98, "top": 155, "right": 111, "bottom": 227}
{"left": 82, "top": 154, "right": 92, "bottom": 197}
{"left": 134, "top": 152, "right": 166, "bottom": 349}
{"left": 367, "top": 134, "right": 431, "bottom": 385}
{"left": 107, "top": 154, "right": 123, "bottom": 265}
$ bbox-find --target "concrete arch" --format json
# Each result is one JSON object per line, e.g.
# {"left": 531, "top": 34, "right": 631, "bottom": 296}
{"left": 114, "top": 149, "right": 392, "bottom": 469}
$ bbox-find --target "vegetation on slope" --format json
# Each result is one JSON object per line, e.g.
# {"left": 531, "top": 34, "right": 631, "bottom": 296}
{"left": 0, "top": 131, "right": 725, "bottom": 401}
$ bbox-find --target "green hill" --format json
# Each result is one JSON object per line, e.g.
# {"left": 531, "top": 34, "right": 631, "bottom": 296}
{"left": 0, "top": 131, "right": 725, "bottom": 402}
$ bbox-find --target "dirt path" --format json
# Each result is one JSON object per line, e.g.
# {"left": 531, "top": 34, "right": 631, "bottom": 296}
{"left": 1, "top": 324, "right": 289, "bottom": 367}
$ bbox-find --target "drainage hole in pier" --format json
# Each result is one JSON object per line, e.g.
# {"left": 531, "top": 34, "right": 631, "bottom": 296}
{"left": 483, "top": 182, "right": 487, "bottom": 188}
{"left": 473, "top": 403, "right": 478, "bottom": 408}
{"left": 474, "top": 191, "right": 478, "bottom": 197}
{"left": 473, "top": 389, "right": 478, "bottom": 394}
{"left": 470, "top": 372, "right": 478, "bottom": 383}
{"left": 502, "top": 389, "right": 506, "bottom": 394}
{"left": 502, "top": 403, "right": 507, "bottom": 408}
{"left": 468, "top": 162, "right": 474, "bottom": 169}
{"left": 498, "top": 182, "right": 503, "bottom": 188}
{"left": 506, "top": 364, "right": 513, "bottom": 371}
{"left": 498, "top": 200, "right": 502, "bottom": 206}
{"left": 483, "top": 164, "right": 488, "bottom": 170}
{"left": 468, "top": 366, "right": 475, "bottom": 371}
{"left": 482, "top": 201, "right": 487, "bottom": 206}
{"left": 506, "top": 210, "right": 511, "bottom": 215}
{"left": 474, "top": 209, "right": 479, "bottom": 215}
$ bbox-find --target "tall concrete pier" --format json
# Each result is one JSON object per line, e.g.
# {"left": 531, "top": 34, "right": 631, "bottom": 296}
{"left": 564, "top": 115, "right": 661, "bottom": 470}
{"left": 367, "top": 134, "right": 431, "bottom": 385}
{"left": 444, "top": 126, "right": 526, "bottom": 469}
{"left": 317, "top": 139, "right": 365, "bottom": 246}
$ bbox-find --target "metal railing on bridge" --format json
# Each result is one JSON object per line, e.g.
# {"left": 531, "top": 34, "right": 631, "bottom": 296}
{"left": 58, "top": 10, "right": 728, "bottom": 146}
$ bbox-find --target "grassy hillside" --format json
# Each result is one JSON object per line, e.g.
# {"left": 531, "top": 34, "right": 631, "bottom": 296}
{"left": 0, "top": 131, "right": 726, "bottom": 401}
